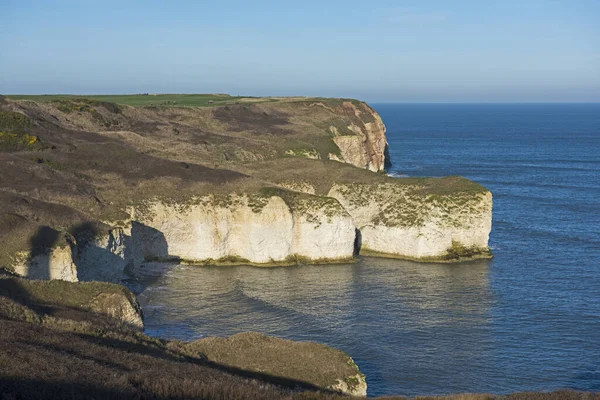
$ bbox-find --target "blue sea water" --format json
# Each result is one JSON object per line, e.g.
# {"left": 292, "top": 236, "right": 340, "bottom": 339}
{"left": 131, "top": 103, "right": 600, "bottom": 397}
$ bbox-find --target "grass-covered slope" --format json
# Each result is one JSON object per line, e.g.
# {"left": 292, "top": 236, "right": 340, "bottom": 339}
{"left": 1, "top": 274, "right": 595, "bottom": 400}
{"left": 6, "top": 93, "right": 287, "bottom": 107}
{"left": 0, "top": 274, "right": 349, "bottom": 398}
{"left": 187, "top": 332, "right": 365, "bottom": 395}
{"left": 0, "top": 94, "right": 490, "bottom": 269}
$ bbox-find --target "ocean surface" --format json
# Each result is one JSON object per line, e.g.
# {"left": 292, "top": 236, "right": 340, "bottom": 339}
{"left": 128, "top": 103, "right": 600, "bottom": 397}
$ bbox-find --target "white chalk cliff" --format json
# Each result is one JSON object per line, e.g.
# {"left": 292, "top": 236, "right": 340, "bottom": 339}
{"left": 329, "top": 183, "right": 492, "bottom": 260}
{"left": 11, "top": 229, "right": 128, "bottom": 283}
{"left": 6, "top": 99, "right": 492, "bottom": 281}
{"left": 128, "top": 193, "right": 356, "bottom": 265}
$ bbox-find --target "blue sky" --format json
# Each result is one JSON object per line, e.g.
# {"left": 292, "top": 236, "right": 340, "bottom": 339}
{"left": 1, "top": 0, "right": 599, "bottom": 102}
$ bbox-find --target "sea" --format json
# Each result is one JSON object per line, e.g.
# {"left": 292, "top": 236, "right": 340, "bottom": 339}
{"left": 127, "top": 103, "right": 600, "bottom": 397}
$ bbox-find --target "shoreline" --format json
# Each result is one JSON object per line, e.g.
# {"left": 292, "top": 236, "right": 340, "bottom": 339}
{"left": 359, "top": 248, "right": 494, "bottom": 264}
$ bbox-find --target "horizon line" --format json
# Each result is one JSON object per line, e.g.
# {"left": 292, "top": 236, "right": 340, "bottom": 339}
{"left": 3, "top": 93, "right": 599, "bottom": 105}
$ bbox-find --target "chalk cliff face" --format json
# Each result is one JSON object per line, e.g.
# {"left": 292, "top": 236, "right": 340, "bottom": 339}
{"left": 329, "top": 181, "right": 493, "bottom": 261}
{"left": 11, "top": 229, "right": 127, "bottom": 283}
{"left": 1, "top": 95, "right": 492, "bottom": 281}
{"left": 12, "top": 245, "right": 78, "bottom": 282}
{"left": 128, "top": 193, "right": 356, "bottom": 265}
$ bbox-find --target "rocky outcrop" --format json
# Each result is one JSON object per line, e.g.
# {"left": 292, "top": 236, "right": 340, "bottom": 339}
{"left": 89, "top": 291, "right": 143, "bottom": 330}
{"left": 12, "top": 244, "right": 78, "bottom": 282}
{"left": 187, "top": 332, "right": 367, "bottom": 396}
{"left": 11, "top": 228, "right": 128, "bottom": 283}
{"left": 128, "top": 192, "right": 356, "bottom": 265}
{"left": 329, "top": 179, "right": 493, "bottom": 261}
{"left": 1, "top": 95, "right": 493, "bottom": 280}
{"left": 331, "top": 369, "right": 368, "bottom": 397}
{"left": 330, "top": 102, "right": 388, "bottom": 173}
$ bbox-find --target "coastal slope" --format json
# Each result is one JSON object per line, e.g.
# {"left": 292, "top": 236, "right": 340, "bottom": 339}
{"left": 0, "top": 94, "right": 492, "bottom": 280}
{"left": 0, "top": 274, "right": 366, "bottom": 397}
{"left": 0, "top": 276, "right": 592, "bottom": 399}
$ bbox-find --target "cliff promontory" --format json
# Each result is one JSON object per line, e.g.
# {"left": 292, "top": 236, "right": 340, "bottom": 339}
{"left": 0, "top": 94, "right": 492, "bottom": 281}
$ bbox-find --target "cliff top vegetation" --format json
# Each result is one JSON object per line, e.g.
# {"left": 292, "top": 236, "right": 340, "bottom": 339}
{"left": 5, "top": 93, "right": 366, "bottom": 108}
{"left": 0, "top": 95, "right": 490, "bottom": 268}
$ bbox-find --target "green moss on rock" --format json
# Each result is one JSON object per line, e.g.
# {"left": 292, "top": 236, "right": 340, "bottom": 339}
{"left": 443, "top": 241, "right": 492, "bottom": 261}
{"left": 333, "top": 178, "right": 490, "bottom": 228}
{"left": 259, "top": 187, "right": 347, "bottom": 224}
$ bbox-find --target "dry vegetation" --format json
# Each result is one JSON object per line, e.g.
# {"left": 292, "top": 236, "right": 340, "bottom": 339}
{"left": 0, "top": 274, "right": 346, "bottom": 399}
{"left": 0, "top": 94, "right": 595, "bottom": 398}
{"left": 1, "top": 273, "right": 596, "bottom": 400}
{"left": 0, "top": 95, "right": 466, "bottom": 270}
{"left": 186, "top": 332, "right": 363, "bottom": 392}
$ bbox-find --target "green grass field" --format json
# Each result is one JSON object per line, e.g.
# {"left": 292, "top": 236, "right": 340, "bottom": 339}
{"left": 5, "top": 93, "right": 279, "bottom": 107}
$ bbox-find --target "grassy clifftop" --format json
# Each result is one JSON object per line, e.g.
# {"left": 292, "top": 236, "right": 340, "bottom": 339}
{"left": 5, "top": 93, "right": 366, "bottom": 108}
{"left": 6, "top": 93, "right": 262, "bottom": 107}
{"left": 0, "top": 94, "right": 491, "bottom": 270}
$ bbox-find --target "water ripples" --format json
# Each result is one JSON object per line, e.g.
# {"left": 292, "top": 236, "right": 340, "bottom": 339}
{"left": 130, "top": 104, "right": 600, "bottom": 397}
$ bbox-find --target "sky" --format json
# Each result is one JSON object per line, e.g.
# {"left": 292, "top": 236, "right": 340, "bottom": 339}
{"left": 1, "top": 0, "right": 599, "bottom": 102}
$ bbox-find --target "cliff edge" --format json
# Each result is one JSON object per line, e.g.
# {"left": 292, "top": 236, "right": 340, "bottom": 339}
{"left": 0, "top": 95, "right": 492, "bottom": 281}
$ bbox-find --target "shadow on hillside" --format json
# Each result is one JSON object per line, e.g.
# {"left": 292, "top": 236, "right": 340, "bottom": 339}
{"left": 384, "top": 143, "right": 392, "bottom": 171}
{"left": 0, "top": 378, "right": 133, "bottom": 400}
{"left": 70, "top": 222, "right": 127, "bottom": 283}
{"left": 71, "top": 331, "right": 334, "bottom": 392}
{"left": 0, "top": 277, "right": 338, "bottom": 399}
{"left": 25, "top": 225, "right": 61, "bottom": 280}
{"left": 0, "top": 320, "right": 339, "bottom": 400}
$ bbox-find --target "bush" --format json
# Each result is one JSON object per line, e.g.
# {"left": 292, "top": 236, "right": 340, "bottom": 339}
{"left": 0, "top": 111, "right": 32, "bottom": 133}
{"left": 0, "top": 131, "right": 39, "bottom": 151}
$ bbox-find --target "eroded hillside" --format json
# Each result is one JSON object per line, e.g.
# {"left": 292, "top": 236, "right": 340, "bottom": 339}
{"left": 0, "top": 95, "right": 492, "bottom": 279}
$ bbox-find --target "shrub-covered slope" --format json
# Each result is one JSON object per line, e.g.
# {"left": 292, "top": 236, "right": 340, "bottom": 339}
{"left": 0, "top": 95, "right": 491, "bottom": 275}
{"left": 1, "top": 273, "right": 595, "bottom": 400}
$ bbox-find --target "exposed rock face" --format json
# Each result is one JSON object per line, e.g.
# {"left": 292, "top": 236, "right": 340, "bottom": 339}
{"left": 188, "top": 332, "right": 367, "bottom": 396}
{"left": 11, "top": 229, "right": 127, "bottom": 283}
{"left": 12, "top": 245, "right": 78, "bottom": 282}
{"left": 89, "top": 291, "right": 144, "bottom": 330}
{"left": 331, "top": 369, "right": 368, "bottom": 397}
{"left": 329, "top": 181, "right": 493, "bottom": 261}
{"left": 331, "top": 102, "right": 388, "bottom": 173}
{"left": 73, "top": 229, "right": 128, "bottom": 283}
{"left": 129, "top": 194, "right": 356, "bottom": 265}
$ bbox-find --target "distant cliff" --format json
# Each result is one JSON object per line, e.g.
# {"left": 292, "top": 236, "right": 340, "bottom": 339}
{"left": 0, "top": 95, "right": 491, "bottom": 281}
